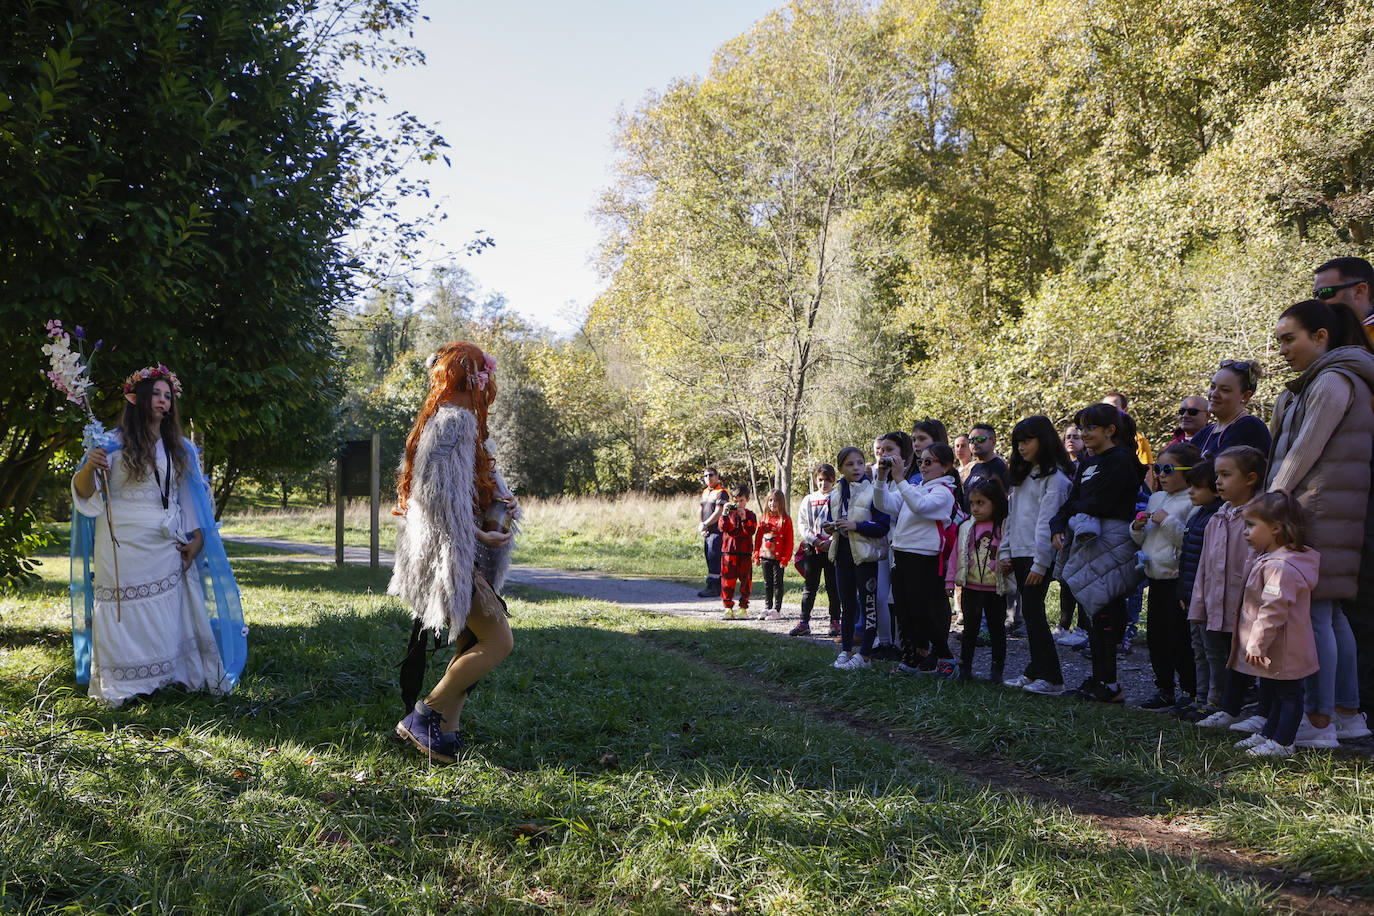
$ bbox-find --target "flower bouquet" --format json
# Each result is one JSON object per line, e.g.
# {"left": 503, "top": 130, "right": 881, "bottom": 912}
{"left": 41, "top": 320, "right": 124, "bottom": 618}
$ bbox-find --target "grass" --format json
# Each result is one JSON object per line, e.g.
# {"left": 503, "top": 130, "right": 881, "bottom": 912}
{"left": 2, "top": 537, "right": 1372, "bottom": 913}
{"left": 219, "top": 494, "right": 708, "bottom": 584}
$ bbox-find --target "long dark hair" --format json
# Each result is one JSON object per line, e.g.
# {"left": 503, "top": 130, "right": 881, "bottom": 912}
{"left": 120, "top": 377, "right": 189, "bottom": 481}
{"left": 1008, "top": 415, "right": 1074, "bottom": 486}
{"left": 1074, "top": 402, "right": 1138, "bottom": 452}
{"left": 1279, "top": 299, "right": 1374, "bottom": 354}
{"left": 966, "top": 476, "right": 1008, "bottom": 525}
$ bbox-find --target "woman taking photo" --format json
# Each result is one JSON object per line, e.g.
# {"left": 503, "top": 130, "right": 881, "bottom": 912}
{"left": 1192, "top": 359, "right": 1272, "bottom": 460}
{"left": 1267, "top": 300, "right": 1374, "bottom": 747}
{"left": 71, "top": 367, "right": 245, "bottom": 707}
{"left": 390, "top": 342, "right": 518, "bottom": 763}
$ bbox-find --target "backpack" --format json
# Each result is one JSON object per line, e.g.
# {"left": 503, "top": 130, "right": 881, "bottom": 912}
{"left": 936, "top": 481, "right": 968, "bottom": 578}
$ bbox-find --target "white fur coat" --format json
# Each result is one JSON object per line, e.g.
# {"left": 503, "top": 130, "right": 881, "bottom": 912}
{"left": 387, "top": 406, "right": 513, "bottom": 639}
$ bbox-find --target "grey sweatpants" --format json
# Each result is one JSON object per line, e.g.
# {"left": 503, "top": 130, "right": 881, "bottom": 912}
{"left": 1191, "top": 622, "right": 1231, "bottom": 707}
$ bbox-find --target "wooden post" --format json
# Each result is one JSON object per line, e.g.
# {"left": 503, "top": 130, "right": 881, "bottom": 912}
{"left": 335, "top": 451, "right": 345, "bottom": 567}
{"left": 370, "top": 432, "right": 381, "bottom": 569}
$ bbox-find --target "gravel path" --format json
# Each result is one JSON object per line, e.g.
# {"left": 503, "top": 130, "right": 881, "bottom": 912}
{"left": 222, "top": 534, "right": 1158, "bottom": 703}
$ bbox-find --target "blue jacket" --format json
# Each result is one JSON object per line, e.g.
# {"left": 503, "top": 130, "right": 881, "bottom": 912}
{"left": 1177, "top": 498, "right": 1222, "bottom": 606}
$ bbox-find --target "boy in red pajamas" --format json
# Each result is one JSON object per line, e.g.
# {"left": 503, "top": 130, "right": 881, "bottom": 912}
{"left": 719, "top": 484, "right": 758, "bottom": 619}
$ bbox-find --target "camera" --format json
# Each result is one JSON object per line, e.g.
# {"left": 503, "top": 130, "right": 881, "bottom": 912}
{"left": 822, "top": 521, "right": 837, "bottom": 534}
{"left": 879, "top": 457, "right": 893, "bottom": 469}
{"left": 725, "top": 501, "right": 739, "bottom": 513}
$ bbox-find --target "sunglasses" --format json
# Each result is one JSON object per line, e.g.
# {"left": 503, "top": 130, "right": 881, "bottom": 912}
{"left": 1315, "top": 280, "right": 1366, "bottom": 300}
{"left": 1178, "top": 407, "right": 1203, "bottom": 416}
{"left": 920, "top": 457, "right": 940, "bottom": 466}
{"left": 969, "top": 435, "right": 990, "bottom": 444}
{"left": 1151, "top": 463, "right": 1194, "bottom": 477}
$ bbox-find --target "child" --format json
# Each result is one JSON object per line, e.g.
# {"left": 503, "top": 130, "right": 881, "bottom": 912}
{"left": 999, "top": 415, "right": 1074, "bottom": 694}
{"left": 1133, "top": 442, "right": 1203, "bottom": 711}
{"left": 875, "top": 441, "right": 961, "bottom": 675}
{"left": 754, "top": 489, "right": 794, "bottom": 621}
{"left": 828, "top": 446, "right": 892, "bottom": 670}
{"left": 948, "top": 478, "right": 1014, "bottom": 682}
{"left": 869, "top": 433, "right": 913, "bottom": 658}
{"left": 1215, "top": 493, "right": 1321, "bottom": 758}
{"left": 719, "top": 484, "right": 758, "bottom": 619}
{"left": 791, "top": 464, "right": 840, "bottom": 638}
{"left": 1050, "top": 403, "right": 1147, "bottom": 703}
{"left": 1193, "top": 446, "right": 1266, "bottom": 724}
{"left": 1176, "top": 461, "right": 1224, "bottom": 719}
{"left": 1054, "top": 423, "right": 1089, "bottom": 648}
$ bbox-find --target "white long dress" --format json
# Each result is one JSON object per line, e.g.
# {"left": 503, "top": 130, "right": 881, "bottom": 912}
{"left": 72, "top": 438, "right": 228, "bottom": 707}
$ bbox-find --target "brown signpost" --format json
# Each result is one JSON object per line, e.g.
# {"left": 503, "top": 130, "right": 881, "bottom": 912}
{"left": 336, "top": 433, "right": 381, "bottom": 568}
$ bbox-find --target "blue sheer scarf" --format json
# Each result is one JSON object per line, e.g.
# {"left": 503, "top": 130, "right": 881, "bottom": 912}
{"left": 70, "top": 438, "right": 247, "bottom": 687}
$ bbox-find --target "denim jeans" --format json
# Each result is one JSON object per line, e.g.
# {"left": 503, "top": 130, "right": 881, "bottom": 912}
{"left": 1192, "top": 623, "right": 1231, "bottom": 707}
{"left": 1306, "top": 599, "right": 1360, "bottom": 716}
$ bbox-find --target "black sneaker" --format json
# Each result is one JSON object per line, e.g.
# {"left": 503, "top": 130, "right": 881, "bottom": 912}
{"left": 697, "top": 588, "right": 718, "bottom": 598}
{"left": 935, "top": 660, "right": 959, "bottom": 679}
{"left": 1174, "top": 701, "right": 1213, "bottom": 722}
{"left": 870, "top": 644, "right": 902, "bottom": 662}
{"left": 1079, "top": 680, "right": 1125, "bottom": 703}
{"left": 1139, "top": 691, "right": 1176, "bottom": 712}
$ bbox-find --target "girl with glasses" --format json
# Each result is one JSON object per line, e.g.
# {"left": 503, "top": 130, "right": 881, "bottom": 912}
{"left": 1131, "top": 442, "right": 1203, "bottom": 712}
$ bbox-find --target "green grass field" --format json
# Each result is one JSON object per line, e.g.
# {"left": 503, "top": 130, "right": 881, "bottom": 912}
{"left": 2, "top": 530, "right": 1371, "bottom": 913}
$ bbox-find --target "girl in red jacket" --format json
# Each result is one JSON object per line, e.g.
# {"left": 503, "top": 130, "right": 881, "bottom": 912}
{"left": 754, "top": 489, "right": 794, "bottom": 620}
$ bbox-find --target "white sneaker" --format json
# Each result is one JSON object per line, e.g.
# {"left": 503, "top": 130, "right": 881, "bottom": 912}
{"left": 1023, "top": 679, "right": 1066, "bottom": 696}
{"left": 1234, "top": 732, "right": 1268, "bottom": 749}
{"left": 1003, "top": 674, "right": 1034, "bottom": 688}
{"left": 833, "top": 651, "right": 852, "bottom": 669}
{"left": 1056, "top": 630, "right": 1089, "bottom": 647}
{"left": 1247, "top": 738, "right": 1296, "bottom": 758}
{"left": 1334, "top": 711, "right": 1372, "bottom": 740}
{"left": 1197, "top": 710, "right": 1238, "bottom": 728}
{"left": 843, "top": 653, "right": 871, "bottom": 670}
{"left": 761, "top": 610, "right": 781, "bottom": 620}
{"left": 1294, "top": 716, "right": 1340, "bottom": 749}
{"left": 1228, "top": 714, "right": 1268, "bottom": 734}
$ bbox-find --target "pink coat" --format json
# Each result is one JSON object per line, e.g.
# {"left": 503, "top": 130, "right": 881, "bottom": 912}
{"left": 1187, "top": 503, "right": 1251, "bottom": 632}
{"left": 1227, "top": 547, "right": 1321, "bottom": 681}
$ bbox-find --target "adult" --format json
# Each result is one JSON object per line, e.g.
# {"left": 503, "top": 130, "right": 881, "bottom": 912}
{"left": 964, "top": 424, "right": 1010, "bottom": 492}
{"left": 1102, "top": 392, "right": 1153, "bottom": 467}
{"left": 1176, "top": 395, "right": 1209, "bottom": 440}
{"left": 953, "top": 434, "right": 975, "bottom": 483}
{"left": 1316, "top": 257, "right": 1374, "bottom": 715}
{"left": 696, "top": 467, "right": 729, "bottom": 598}
{"left": 391, "top": 343, "right": 517, "bottom": 762}
{"left": 1191, "top": 361, "right": 1271, "bottom": 461}
{"left": 1314, "top": 256, "right": 1374, "bottom": 345}
{"left": 72, "top": 366, "right": 243, "bottom": 707}
{"left": 1267, "top": 300, "right": 1374, "bottom": 746}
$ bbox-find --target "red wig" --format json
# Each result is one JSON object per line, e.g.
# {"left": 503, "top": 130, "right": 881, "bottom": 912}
{"left": 395, "top": 342, "right": 498, "bottom": 515}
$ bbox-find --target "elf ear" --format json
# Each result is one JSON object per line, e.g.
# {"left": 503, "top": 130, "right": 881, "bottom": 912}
{"left": 124, "top": 392, "right": 137, "bottom": 405}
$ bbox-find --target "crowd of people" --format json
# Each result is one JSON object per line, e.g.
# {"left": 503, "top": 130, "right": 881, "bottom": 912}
{"left": 694, "top": 256, "right": 1374, "bottom": 758}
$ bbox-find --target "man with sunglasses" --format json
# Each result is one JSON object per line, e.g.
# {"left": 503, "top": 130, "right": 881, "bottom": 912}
{"left": 1176, "top": 396, "right": 1209, "bottom": 440}
{"left": 964, "top": 424, "right": 1010, "bottom": 495}
{"left": 1318, "top": 257, "right": 1374, "bottom": 716}
{"left": 1314, "top": 257, "right": 1373, "bottom": 348}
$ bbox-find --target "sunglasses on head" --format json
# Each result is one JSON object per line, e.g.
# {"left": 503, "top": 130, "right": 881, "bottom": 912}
{"left": 1178, "top": 407, "right": 1203, "bottom": 416}
{"left": 1151, "top": 463, "right": 1194, "bottom": 477}
{"left": 969, "top": 435, "right": 989, "bottom": 444}
{"left": 1315, "top": 280, "right": 1366, "bottom": 300}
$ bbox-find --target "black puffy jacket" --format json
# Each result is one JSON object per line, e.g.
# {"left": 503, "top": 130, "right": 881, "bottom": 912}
{"left": 1177, "top": 498, "right": 1222, "bottom": 606}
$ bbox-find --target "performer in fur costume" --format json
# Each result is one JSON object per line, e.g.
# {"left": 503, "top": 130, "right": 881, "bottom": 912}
{"left": 389, "top": 341, "right": 517, "bottom": 763}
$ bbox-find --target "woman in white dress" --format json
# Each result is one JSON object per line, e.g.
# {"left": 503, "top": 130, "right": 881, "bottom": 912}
{"left": 71, "top": 366, "right": 236, "bottom": 707}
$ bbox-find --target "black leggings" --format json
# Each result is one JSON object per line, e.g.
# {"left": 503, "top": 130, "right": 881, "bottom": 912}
{"left": 1222, "top": 671, "right": 1299, "bottom": 744}
{"left": 834, "top": 539, "right": 877, "bottom": 655}
{"left": 1059, "top": 582, "right": 1088, "bottom": 631}
{"left": 760, "top": 558, "right": 784, "bottom": 611}
{"left": 1146, "top": 577, "right": 1195, "bottom": 696}
{"left": 1013, "top": 558, "right": 1061, "bottom": 685}
{"left": 891, "top": 550, "right": 951, "bottom": 665}
{"left": 1091, "top": 595, "right": 1128, "bottom": 684}
{"left": 960, "top": 589, "right": 1006, "bottom": 671}
{"left": 798, "top": 553, "right": 839, "bottom": 623}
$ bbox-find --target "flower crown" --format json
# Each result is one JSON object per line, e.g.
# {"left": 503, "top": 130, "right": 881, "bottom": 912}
{"left": 123, "top": 365, "right": 182, "bottom": 397}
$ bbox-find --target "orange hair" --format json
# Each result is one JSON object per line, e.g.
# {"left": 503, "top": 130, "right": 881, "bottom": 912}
{"left": 395, "top": 342, "right": 498, "bottom": 515}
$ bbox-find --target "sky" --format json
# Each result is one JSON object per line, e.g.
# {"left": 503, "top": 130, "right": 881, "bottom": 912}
{"left": 363, "top": 1, "right": 782, "bottom": 334}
